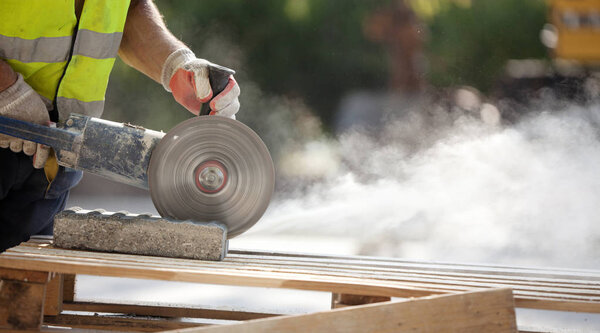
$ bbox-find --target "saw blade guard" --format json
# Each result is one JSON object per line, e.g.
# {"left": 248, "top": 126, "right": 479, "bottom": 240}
{"left": 148, "top": 116, "right": 275, "bottom": 238}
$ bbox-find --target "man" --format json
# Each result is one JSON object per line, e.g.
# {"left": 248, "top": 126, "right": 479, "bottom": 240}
{"left": 0, "top": 0, "right": 240, "bottom": 252}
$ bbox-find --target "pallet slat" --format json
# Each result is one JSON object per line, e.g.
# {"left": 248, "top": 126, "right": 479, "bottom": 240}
{"left": 162, "top": 288, "right": 517, "bottom": 333}
{"left": 44, "top": 314, "right": 202, "bottom": 332}
{"left": 0, "top": 252, "right": 445, "bottom": 299}
{"left": 2, "top": 246, "right": 598, "bottom": 302}
{"left": 2, "top": 241, "right": 600, "bottom": 313}
{"left": 63, "top": 301, "right": 279, "bottom": 321}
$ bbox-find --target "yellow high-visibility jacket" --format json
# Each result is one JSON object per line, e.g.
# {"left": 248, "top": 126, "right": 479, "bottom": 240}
{"left": 0, "top": 0, "right": 131, "bottom": 122}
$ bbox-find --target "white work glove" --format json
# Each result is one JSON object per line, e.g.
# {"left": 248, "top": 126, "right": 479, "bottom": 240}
{"left": 161, "top": 48, "right": 240, "bottom": 118}
{"left": 0, "top": 74, "right": 51, "bottom": 168}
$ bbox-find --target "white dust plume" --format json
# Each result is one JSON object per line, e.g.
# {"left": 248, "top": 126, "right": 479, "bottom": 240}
{"left": 253, "top": 103, "right": 600, "bottom": 269}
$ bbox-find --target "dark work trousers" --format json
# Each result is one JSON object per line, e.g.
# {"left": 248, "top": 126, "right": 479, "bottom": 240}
{"left": 0, "top": 149, "right": 82, "bottom": 252}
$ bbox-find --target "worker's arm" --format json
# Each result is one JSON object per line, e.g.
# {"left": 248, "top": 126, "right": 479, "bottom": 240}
{"left": 119, "top": 0, "right": 240, "bottom": 117}
{"left": 118, "top": 0, "right": 184, "bottom": 82}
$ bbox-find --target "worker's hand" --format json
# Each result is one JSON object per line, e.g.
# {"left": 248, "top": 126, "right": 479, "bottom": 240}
{"left": 0, "top": 73, "right": 51, "bottom": 168}
{"left": 161, "top": 49, "right": 240, "bottom": 118}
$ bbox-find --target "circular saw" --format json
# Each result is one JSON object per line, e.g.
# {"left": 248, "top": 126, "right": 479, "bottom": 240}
{"left": 147, "top": 116, "right": 274, "bottom": 238}
{"left": 0, "top": 63, "right": 274, "bottom": 239}
{"left": 149, "top": 63, "right": 274, "bottom": 238}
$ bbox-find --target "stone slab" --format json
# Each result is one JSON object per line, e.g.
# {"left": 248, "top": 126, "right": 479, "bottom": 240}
{"left": 53, "top": 208, "right": 228, "bottom": 261}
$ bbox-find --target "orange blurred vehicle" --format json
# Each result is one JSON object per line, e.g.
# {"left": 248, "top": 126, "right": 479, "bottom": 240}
{"left": 546, "top": 0, "right": 600, "bottom": 64}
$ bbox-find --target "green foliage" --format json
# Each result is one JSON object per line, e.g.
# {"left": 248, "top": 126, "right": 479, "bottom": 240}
{"left": 424, "top": 0, "right": 548, "bottom": 91}
{"left": 163, "top": 0, "right": 394, "bottom": 125}
{"left": 105, "top": 0, "right": 392, "bottom": 130}
{"left": 104, "top": 0, "right": 550, "bottom": 133}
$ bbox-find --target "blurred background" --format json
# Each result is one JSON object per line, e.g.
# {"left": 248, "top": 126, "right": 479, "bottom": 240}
{"left": 70, "top": 0, "right": 600, "bottom": 269}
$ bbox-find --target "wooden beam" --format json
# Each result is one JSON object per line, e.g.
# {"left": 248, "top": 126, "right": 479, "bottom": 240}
{"left": 0, "top": 250, "right": 442, "bottom": 299}
{"left": 44, "top": 274, "right": 64, "bottom": 316}
{"left": 62, "top": 274, "right": 76, "bottom": 302}
{"left": 63, "top": 301, "right": 279, "bottom": 321}
{"left": 44, "top": 314, "right": 205, "bottom": 332}
{"left": 7, "top": 244, "right": 600, "bottom": 299}
{"left": 331, "top": 293, "right": 391, "bottom": 309}
{"left": 4, "top": 242, "right": 600, "bottom": 314}
{"left": 0, "top": 267, "right": 51, "bottom": 283}
{"left": 0, "top": 279, "right": 46, "bottom": 331}
{"left": 163, "top": 288, "right": 517, "bottom": 333}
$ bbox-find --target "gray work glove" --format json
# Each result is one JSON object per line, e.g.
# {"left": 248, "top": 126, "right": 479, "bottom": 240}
{"left": 161, "top": 48, "right": 240, "bottom": 118}
{"left": 0, "top": 74, "right": 50, "bottom": 168}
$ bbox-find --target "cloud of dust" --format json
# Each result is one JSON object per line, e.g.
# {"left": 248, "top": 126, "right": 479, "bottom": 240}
{"left": 252, "top": 103, "right": 600, "bottom": 269}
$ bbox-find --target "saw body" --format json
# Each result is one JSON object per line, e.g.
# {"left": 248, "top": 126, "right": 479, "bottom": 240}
{"left": 0, "top": 113, "right": 164, "bottom": 188}
{"left": 0, "top": 113, "right": 275, "bottom": 238}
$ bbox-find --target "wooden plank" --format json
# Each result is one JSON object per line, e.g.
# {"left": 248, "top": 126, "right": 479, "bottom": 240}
{"left": 62, "top": 274, "right": 75, "bottom": 302}
{"left": 3, "top": 242, "right": 600, "bottom": 313}
{"left": 331, "top": 293, "right": 391, "bottom": 309}
{"left": 219, "top": 259, "right": 600, "bottom": 298}
{"left": 18, "top": 241, "right": 600, "bottom": 282}
{"left": 8, "top": 245, "right": 600, "bottom": 298}
{"left": 0, "top": 279, "right": 46, "bottom": 331}
{"left": 0, "top": 251, "right": 444, "bottom": 299}
{"left": 12, "top": 243, "right": 600, "bottom": 292}
{"left": 223, "top": 255, "right": 600, "bottom": 291}
{"left": 63, "top": 301, "right": 280, "bottom": 321}
{"left": 222, "top": 258, "right": 600, "bottom": 302}
{"left": 25, "top": 244, "right": 600, "bottom": 288}
{"left": 228, "top": 250, "right": 600, "bottom": 281}
{"left": 2, "top": 246, "right": 597, "bottom": 304}
{"left": 0, "top": 267, "right": 51, "bottom": 283}
{"left": 44, "top": 274, "right": 64, "bottom": 316}
{"left": 163, "top": 288, "right": 517, "bottom": 333}
{"left": 10, "top": 245, "right": 600, "bottom": 302}
{"left": 44, "top": 314, "right": 205, "bottom": 332}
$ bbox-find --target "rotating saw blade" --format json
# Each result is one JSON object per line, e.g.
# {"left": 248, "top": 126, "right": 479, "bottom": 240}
{"left": 148, "top": 116, "right": 275, "bottom": 238}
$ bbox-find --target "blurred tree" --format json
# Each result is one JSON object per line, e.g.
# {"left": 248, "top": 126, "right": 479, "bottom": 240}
{"left": 105, "top": 0, "right": 393, "bottom": 130}
{"left": 103, "top": 0, "right": 549, "bottom": 133}
{"left": 418, "top": 0, "right": 548, "bottom": 91}
{"left": 166, "top": 0, "right": 397, "bottom": 126}
{"left": 365, "top": 1, "right": 425, "bottom": 94}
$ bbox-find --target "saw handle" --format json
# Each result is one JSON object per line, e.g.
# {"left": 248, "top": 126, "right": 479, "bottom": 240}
{"left": 0, "top": 115, "right": 78, "bottom": 151}
{"left": 199, "top": 64, "right": 236, "bottom": 116}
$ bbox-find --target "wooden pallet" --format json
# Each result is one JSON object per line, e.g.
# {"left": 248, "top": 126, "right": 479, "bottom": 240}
{"left": 0, "top": 238, "right": 598, "bottom": 332}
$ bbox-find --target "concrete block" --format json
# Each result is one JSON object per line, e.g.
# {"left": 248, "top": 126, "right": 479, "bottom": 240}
{"left": 53, "top": 208, "right": 228, "bottom": 261}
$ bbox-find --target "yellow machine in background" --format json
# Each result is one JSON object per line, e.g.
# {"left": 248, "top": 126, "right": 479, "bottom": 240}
{"left": 549, "top": 0, "right": 600, "bottom": 64}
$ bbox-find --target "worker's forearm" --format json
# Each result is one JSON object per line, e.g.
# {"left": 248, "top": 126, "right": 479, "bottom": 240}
{"left": 0, "top": 59, "right": 17, "bottom": 92}
{"left": 119, "top": 0, "right": 187, "bottom": 83}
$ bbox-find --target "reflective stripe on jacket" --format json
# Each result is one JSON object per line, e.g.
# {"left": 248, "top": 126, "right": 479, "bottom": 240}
{"left": 0, "top": 0, "right": 130, "bottom": 122}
